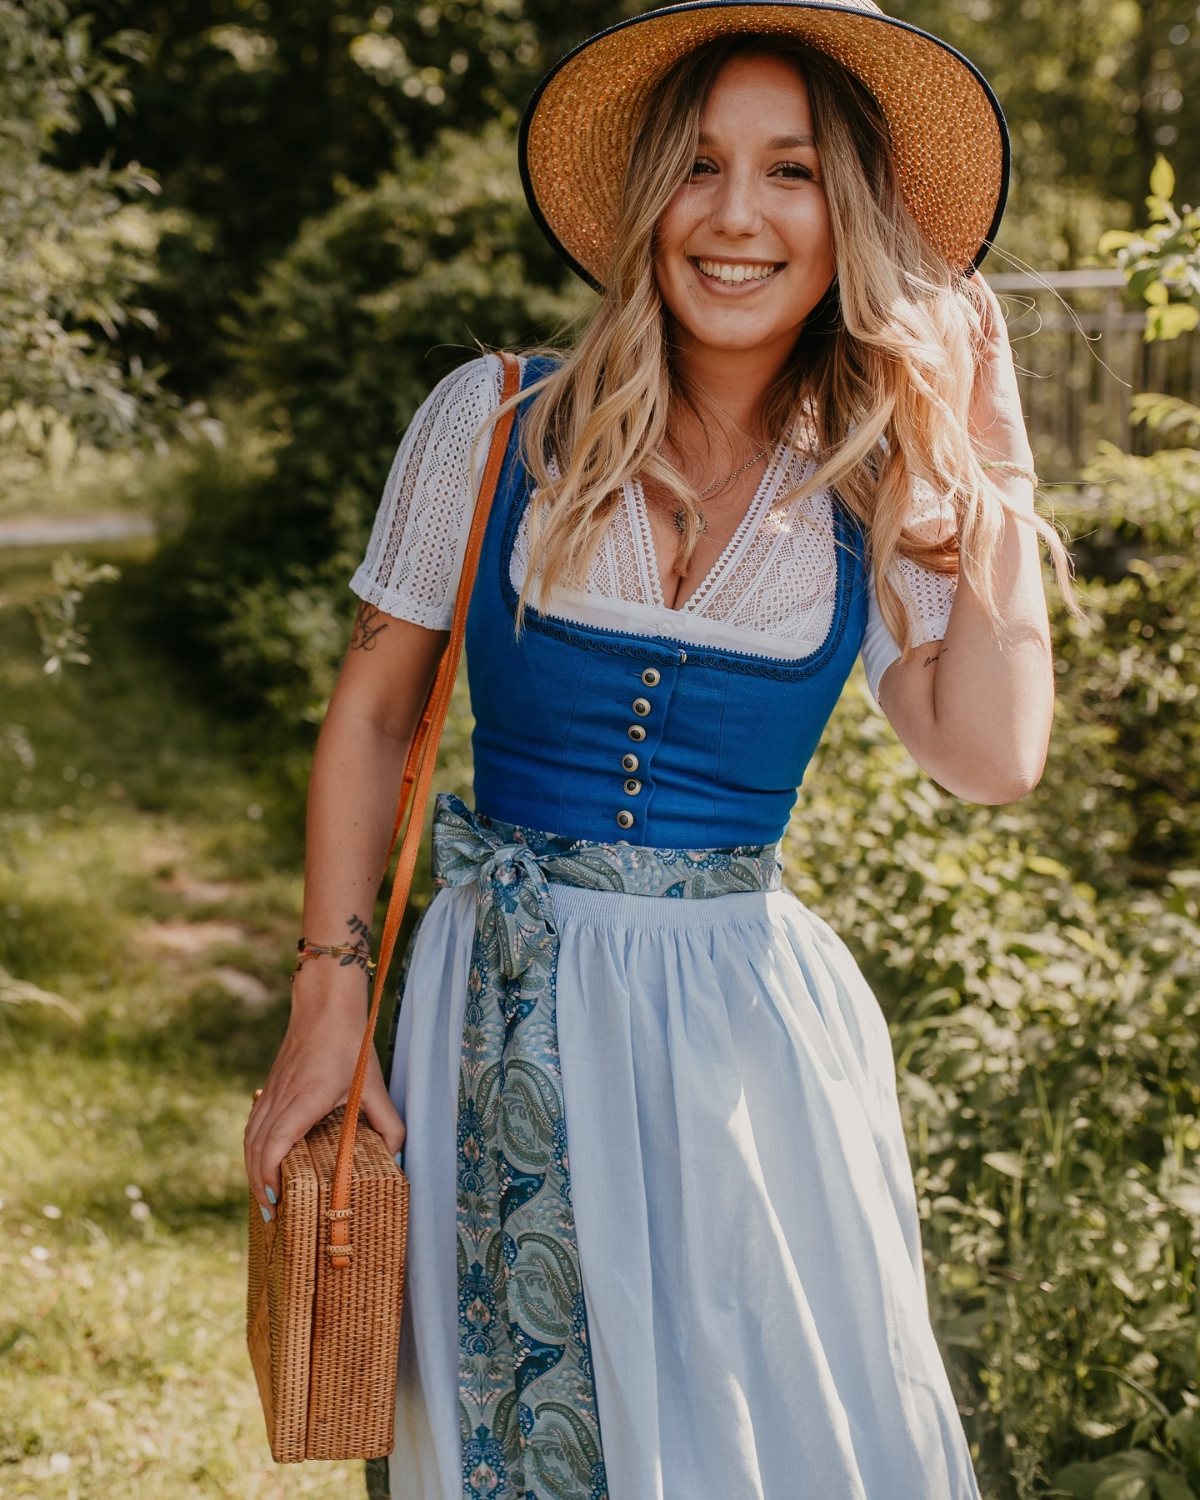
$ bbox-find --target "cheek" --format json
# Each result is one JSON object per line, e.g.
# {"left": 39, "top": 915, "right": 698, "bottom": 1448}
{"left": 789, "top": 198, "right": 835, "bottom": 279}
{"left": 652, "top": 197, "right": 697, "bottom": 313}
{"left": 655, "top": 188, "right": 694, "bottom": 263}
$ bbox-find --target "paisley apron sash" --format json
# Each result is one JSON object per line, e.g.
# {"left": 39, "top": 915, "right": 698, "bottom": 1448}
{"left": 430, "top": 792, "right": 781, "bottom": 1500}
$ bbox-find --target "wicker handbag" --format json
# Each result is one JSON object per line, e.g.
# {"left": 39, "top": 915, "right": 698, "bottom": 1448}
{"left": 246, "top": 352, "right": 522, "bottom": 1463}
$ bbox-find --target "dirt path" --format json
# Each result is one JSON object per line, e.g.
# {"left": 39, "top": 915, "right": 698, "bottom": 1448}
{"left": 0, "top": 512, "right": 155, "bottom": 548}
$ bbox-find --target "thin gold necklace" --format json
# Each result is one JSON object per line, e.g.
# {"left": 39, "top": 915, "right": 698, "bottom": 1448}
{"left": 672, "top": 445, "right": 770, "bottom": 534}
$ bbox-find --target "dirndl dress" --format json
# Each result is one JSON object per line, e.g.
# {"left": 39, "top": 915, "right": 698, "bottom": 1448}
{"left": 350, "top": 355, "right": 979, "bottom": 1500}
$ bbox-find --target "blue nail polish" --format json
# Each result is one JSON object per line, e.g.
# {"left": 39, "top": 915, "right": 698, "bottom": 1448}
{"left": 260, "top": 1205, "right": 272, "bottom": 1223}
{"left": 265, "top": 1186, "right": 277, "bottom": 1205}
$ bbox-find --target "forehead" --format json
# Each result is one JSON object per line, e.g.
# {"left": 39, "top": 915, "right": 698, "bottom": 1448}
{"left": 701, "top": 51, "right": 813, "bottom": 129}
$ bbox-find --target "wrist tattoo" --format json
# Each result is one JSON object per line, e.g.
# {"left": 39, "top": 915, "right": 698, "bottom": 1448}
{"left": 350, "top": 602, "right": 388, "bottom": 651}
{"left": 342, "top": 913, "right": 373, "bottom": 973}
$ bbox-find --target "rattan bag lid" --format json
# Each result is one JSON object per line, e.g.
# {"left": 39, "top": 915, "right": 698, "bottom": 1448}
{"left": 519, "top": 0, "right": 1009, "bottom": 288}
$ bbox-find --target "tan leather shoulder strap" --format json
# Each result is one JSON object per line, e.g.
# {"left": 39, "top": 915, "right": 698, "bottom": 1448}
{"left": 328, "top": 351, "right": 522, "bottom": 1264}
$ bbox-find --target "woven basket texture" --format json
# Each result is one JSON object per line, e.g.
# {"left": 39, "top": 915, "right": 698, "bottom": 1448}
{"left": 246, "top": 1106, "right": 409, "bottom": 1462}
{"left": 525, "top": 0, "right": 1005, "bottom": 283}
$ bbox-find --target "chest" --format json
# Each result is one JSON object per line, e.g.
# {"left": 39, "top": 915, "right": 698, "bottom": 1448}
{"left": 511, "top": 446, "right": 849, "bottom": 661}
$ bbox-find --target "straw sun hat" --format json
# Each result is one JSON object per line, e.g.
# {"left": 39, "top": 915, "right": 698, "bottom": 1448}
{"left": 519, "top": 0, "right": 1009, "bottom": 289}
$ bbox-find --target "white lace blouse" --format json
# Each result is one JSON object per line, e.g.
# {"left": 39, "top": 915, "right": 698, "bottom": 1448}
{"left": 350, "top": 355, "right": 957, "bottom": 703}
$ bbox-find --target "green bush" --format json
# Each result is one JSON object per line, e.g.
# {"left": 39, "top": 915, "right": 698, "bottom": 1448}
{"left": 142, "top": 121, "right": 586, "bottom": 724}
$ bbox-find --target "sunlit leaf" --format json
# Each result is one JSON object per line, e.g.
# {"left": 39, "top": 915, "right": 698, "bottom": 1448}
{"left": 1145, "top": 303, "right": 1200, "bottom": 342}
{"left": 1094, "top": 1478, "right": 1152, "bottom": 1500}
{"left": 1150, "top": 155, "right": 1176, "bottom": 204}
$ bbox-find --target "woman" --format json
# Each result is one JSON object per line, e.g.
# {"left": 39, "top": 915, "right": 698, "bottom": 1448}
{"left": 246, "top": 4, "right": 1068, "bottom": 1497}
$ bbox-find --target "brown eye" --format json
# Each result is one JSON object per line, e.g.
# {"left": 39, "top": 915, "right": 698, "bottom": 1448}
{"left": 690, "top": 157, "right": 718, "bottom": 176}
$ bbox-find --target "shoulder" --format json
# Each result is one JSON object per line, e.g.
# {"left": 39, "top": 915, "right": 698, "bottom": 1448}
{"left": 416, "top": 353, "right": 508, "bottom": 432}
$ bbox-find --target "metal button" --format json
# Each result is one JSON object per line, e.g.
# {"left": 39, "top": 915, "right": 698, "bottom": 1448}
{"left": 641, "top": 667, "right": 661, "bottom": 688}
{"left": 624, "top": 778, "right": 642, "bottom": 796}
{"left": 616, "top": 810, "right": 634, "bottom": 830}
{"left": 632, "top": 697, "right": 651, "bottom": 716}
{"left": 621, "top": 752, "right": 639, "bottom": 773}
{"left": 628, "top": 724, "right": 646, "bottom": 742}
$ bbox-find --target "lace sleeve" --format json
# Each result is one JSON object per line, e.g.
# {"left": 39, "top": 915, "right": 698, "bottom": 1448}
{"left": 860, "top": 484, "right": 959, "bottom": 703}
{"left": 349, "top": 354, "right": 508, "bottom": 629}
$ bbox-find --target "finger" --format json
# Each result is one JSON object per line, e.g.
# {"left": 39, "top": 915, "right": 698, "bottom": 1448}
{"left": 247, "top": 1095, "right": 316, "bottom": 1213}
{"left": 362, "top": 1077, "right": 407, "bottom": 1158}
{"left": 251, "top": 1113, "right": 309, "bottom": 1210}
{"left": 245, "top": 1116, "right": 277, "bottom": 1217}
{"left": 243, "top": 1088, "right": 275, "bottom": 1181}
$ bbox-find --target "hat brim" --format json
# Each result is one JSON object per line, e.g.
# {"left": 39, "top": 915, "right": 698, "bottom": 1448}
{"left": 519, "top": 0, "right": 1009, "bottom": 290}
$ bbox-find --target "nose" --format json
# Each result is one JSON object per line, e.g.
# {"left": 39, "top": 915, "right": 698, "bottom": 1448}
{"left": 707, "top": 166, "right": 762, "bottom": 239}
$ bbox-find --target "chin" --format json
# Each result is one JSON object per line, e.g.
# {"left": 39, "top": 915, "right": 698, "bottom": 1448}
{"left": 679, "top": 314, "right": 810, "bottom": 356}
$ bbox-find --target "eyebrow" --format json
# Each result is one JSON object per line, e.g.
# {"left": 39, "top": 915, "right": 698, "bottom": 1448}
{"left": 696, "top": 132, "right": 817, "bottom": 148}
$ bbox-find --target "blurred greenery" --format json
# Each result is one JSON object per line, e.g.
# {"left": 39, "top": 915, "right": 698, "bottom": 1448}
{"left": 4, "top": 0, "right": 1200, "bottom": 1496}
{"left": 136, "top": 120, "right": 586, "bottom": 723}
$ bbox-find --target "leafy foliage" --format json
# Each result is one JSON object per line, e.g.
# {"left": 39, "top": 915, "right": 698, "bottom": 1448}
{"left": 28, "top": 554, "right": 120, "bottom": 674}
{"left": 0, "top": 0, "right": 179, "bottom": 503}
{"left": 62, "top": 0, "right": 634, "bottom": 396}
{"left": 1099, "top": 158, "right": 1200, "bottom": 342}
{"left": 142, "top": 121, "right": 585, "bottom": 722}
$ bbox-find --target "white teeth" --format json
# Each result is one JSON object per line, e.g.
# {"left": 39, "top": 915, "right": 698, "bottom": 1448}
{"left": 696, "top": 259, "right": 777, "bottom": 284}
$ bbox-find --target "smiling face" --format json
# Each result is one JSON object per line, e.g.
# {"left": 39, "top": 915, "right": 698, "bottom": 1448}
{"left": 654, "top": 52, "right": 837, "bottom": 373}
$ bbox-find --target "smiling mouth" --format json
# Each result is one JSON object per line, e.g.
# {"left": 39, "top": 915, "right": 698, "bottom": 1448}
{"left": 692, "top": 258, "right": 782, "bottom": 286}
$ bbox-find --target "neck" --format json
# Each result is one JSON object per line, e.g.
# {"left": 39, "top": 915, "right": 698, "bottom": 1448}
{"left": 668, "top": 325, "right": 799, "bottom": 440}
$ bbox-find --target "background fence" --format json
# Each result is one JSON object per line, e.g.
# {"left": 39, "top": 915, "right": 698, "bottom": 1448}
{"left": 987, "top": 269, "right": 1200, "bottom": 481}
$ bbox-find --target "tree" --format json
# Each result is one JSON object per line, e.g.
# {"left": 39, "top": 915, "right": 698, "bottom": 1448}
{"left": 144, "top": 120, "right": 586, "bottom": 726}
{"left": 0, "top": 0, "right": 175, "bottom": 506}
{"left": 63, "top": 0, "right": 641, "bottom": 397}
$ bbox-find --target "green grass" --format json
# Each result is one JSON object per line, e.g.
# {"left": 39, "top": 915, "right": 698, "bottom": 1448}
{"left": 0, "top": 547, "right": 362, "bottom": 1498}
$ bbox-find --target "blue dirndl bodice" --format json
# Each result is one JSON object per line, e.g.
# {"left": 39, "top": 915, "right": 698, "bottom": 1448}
{"left": 466, "top": 359, "right": 870, "bottom": 849}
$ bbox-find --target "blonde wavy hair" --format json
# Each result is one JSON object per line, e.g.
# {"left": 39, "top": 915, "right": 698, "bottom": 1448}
{"left": 511, "top": 36, "right": 1072, "bottom": 648}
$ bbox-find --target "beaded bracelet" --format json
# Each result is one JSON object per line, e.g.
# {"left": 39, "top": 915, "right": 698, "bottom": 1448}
{"left": 981, "top": 459, "right": 1039, "bottom": 486}
{"left": 292, "top": 937, "right": 377, "bottom": 979}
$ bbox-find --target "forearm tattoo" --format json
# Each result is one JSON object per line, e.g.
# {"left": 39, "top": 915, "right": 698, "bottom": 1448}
{"left": 350, "top": 602, "right": 389, "bottom": 651}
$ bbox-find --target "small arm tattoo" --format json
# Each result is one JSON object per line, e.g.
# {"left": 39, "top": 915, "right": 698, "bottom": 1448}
{"left": 350, "top": 602, "right": 389, "bottom": 651}
{"left": 923, "top": 644, "right": 947, "bottom": 667}
{"left": 340, "top": 913, "right": 374, "bottom": 973}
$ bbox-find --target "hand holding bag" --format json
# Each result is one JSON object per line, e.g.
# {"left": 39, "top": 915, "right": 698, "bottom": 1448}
{"left": 246, "top": 352, "right": 522, "bottom": 1463}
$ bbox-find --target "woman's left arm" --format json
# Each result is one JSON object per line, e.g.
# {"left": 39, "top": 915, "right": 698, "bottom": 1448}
{"left": 877, "top": 279, "right": 1055, "bottom": 805}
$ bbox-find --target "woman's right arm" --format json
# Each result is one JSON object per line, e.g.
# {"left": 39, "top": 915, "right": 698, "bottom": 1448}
{"left": 243, "top": 604, "right": 447, "bottom": 1218}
